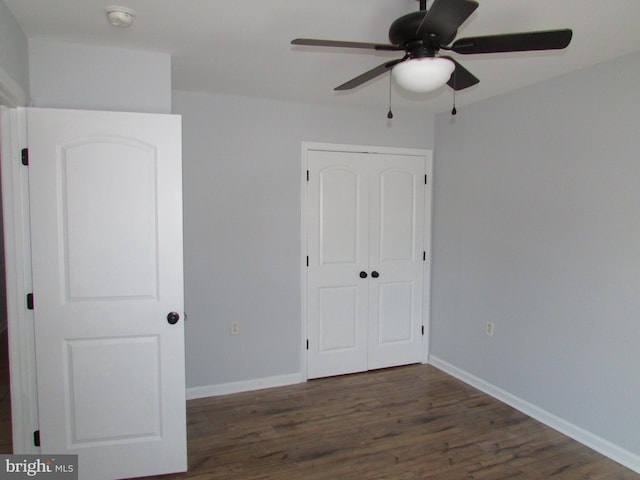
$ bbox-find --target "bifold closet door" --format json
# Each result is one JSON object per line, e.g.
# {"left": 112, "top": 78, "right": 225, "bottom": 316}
{"left": 306, "top": 149, "right": 425, "bottom": 379}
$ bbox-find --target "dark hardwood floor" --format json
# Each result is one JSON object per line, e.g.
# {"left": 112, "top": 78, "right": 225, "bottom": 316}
{"left": 0, "top": 349, "right": 637, "bottom": 479}
{"left": 151, "top": 364, "right": 639, "bottom": 480}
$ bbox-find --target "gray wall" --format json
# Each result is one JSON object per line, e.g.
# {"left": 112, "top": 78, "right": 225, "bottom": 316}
{"left": 432, "top": 51, "right": 640, "bottom": 455}
{"left": 0, "top": 0, "right": 29, "bottom": 95}
{"left": 173, "top": 90, "right": 434, "bottom": 388}
{"left": 29, "top": 39, "right": 171, "bottom": 113}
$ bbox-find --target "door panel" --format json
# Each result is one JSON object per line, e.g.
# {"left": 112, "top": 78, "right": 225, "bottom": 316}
{"left": 28, "top": 108, "right": 186, "bottom": 480}
{"left": 377, "top": 281, "right": 413, "bottom": 343}
{"left": 378, "top": 168, "right": 417, "bottom": 261}
{"left": 65, "top": 336, "right": 161, "bottom": 446}
{"left": 62, "top": 139, "right": 158, "bottom": 300}
{"left": 319, "top": 168, "right": 359, "bottom": 265}
{"left": 319, "top": 286, "right": 359, "bottom": 351}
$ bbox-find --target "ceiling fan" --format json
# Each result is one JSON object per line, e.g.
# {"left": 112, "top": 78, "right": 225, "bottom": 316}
{"left": 291, "top": 0, "right": 572, "bottom": 94}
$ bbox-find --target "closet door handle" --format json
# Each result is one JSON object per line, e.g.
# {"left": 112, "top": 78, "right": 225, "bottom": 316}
{"left": 371, "top": 271, "right": 379, "bottom": 278}
{"left": 359, "top": 271, "right": 368, "bottom": 279}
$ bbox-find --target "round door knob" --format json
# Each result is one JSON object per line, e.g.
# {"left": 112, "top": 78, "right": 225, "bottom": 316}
{"left": 167, "top": 312, "right": 180, "bottom": 325}
{"left": 371, "top": 271, "right": 380, "bottom": 278}
{"left": 359, "top": 271, "right": 368, "bottom": 278}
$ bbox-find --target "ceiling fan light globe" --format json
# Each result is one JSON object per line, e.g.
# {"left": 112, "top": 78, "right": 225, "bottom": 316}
{"left": 392, "top": 57, "right": 455, "bottom": 93}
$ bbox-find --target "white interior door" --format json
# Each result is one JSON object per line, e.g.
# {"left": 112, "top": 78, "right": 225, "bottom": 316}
{"left": 306, "top": 151, "right": 370, "bottom": 379}
{"left": 367, "top": 154, "right": 425, "bottom": 370}
{"left": 28, "top": 108, "right": 187, "bottom": 480}
{"left": 306, "top": 147, "right": 427, "bottom": 379}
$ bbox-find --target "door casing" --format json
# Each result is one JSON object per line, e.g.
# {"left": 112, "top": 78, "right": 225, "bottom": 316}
{"left": 1, "top": 106, "right": 40, "bottom": 454}
{"left": 1, "top": 67, "right": 35, "bottom": 454}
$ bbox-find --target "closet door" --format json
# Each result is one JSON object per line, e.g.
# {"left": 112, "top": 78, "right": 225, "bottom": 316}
{"left": 306, "top": 148, "right": 426, "bottom": 379}
{"left": 367, "top": 154, "right": 425, "bottom": 370}
{"left": 306, "top": 151, "right": 370, "bottom": 379}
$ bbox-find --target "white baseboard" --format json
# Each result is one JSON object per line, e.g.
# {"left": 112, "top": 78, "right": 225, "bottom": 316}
{"left": 428, "top": 355, "right": 640, "bottom": 474}
{"left": 186, "top": 373, "right": 304, "bottom": 400}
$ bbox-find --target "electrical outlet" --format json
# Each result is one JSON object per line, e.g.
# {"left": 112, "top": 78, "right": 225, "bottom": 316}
{"left": 231, "top": 321, "right": 240, "bottom": 336}
{"left": 485, "top": 321, "right": 494, "bottom": 337}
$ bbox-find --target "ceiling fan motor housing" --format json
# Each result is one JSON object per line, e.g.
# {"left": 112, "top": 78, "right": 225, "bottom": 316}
{"left": 389, "top": 11, "right": 456, "bottom": 51}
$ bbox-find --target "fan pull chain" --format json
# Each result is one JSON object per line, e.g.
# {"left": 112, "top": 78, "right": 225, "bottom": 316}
{"left": 451, "top": 70, "right": 457, "bottom": 116}
{"left": 452, "top": 90, "right": 457, "bottom": 116}
{"left": 387, "top": 72, "right": 394, "bottom": 119}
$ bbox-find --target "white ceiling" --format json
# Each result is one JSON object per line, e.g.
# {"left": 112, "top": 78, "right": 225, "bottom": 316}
{"left": 5, "top": 0, "right": 640, "bottom": 114}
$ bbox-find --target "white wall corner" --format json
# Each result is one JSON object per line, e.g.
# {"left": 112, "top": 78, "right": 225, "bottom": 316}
{"left": 428, "top": 356, "right": 640, "bottom": 475}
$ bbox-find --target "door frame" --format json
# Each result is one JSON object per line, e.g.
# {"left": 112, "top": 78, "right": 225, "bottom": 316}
{"left": 1, "top": 73, "right": 40, "bottom": 453}
{"left": 300, "top": 142, "right": 433, "bottom": 380}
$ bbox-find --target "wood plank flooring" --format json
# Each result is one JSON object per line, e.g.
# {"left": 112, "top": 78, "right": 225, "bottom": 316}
{"left": 0, "top": 352, "right": 636, "bottom": 479}
{"left": 149, "top": 364, "right": 639, "bottom": 480}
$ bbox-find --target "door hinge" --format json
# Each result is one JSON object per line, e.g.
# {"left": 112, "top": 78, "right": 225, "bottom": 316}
{"left": 306, "top": 170, "right": 310, "bottom": 182}
{"left": 33, "top": 430, "right": 40, "bottom": 447}
{"left": 423, "top": 251, "right": 426, "bottom": 262}
{"left": 424, "top": 174, "right": 427, "bottom": 185}
{"left": 421, "top": 325, "right": 425, "bottom": 336}
{"left": 306, "top": 339, "right": 309, "bottom": 350}
{"left": 306, "top": 256, "right": 309, "bottom": 267}
{"left": 26, "top": 293, "right": 34, "bottom": 310}
{"left": 21, "top": 148, "right": 29, "bottom": 166}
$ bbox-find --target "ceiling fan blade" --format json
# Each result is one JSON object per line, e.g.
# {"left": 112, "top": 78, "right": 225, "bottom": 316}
{"left": 452, "top": 29, "right": 573, "bottom": 54}
{"left": 334, "top": 57, "right": 407, "bottom": 91}
{"left": 291, "top": 38, "right": 401, "bottom": 51}
{"left": 417, "top": 0, "right": 479, "bottom": 44}
{"left": 441, "top": 56, "right": 479, "bottom": 90}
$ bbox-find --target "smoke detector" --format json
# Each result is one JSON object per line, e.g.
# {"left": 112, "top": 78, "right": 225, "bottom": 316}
{"left": 106, "top": 6, "right": 136, "bottom": 28}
